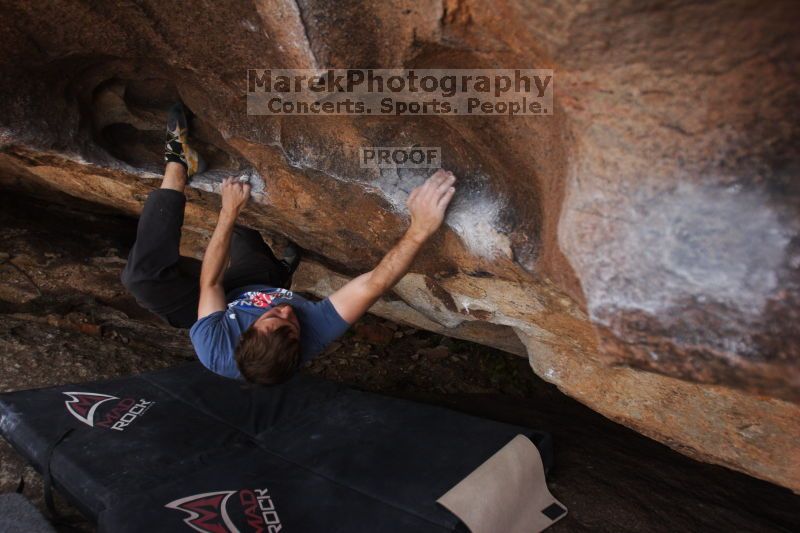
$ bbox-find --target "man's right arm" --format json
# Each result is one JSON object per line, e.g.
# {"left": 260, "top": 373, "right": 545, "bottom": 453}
{"left": 328, "top": 170, "right": 457, "bottom": 324}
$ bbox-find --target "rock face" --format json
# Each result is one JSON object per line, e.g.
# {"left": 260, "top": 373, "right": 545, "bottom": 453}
{"left": 4, "top": 192, "right": 799, "bottom": 533}
{"left": 0, "top": 1, "right": 798, "bottom": 490}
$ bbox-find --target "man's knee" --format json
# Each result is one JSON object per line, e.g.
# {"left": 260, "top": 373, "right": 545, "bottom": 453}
{"left": 120, "top": 258, "right": 164, "bottom": 294}
{"left": 120, "top": 265, "right": 133, "bottom": 291}
{"left": 120, "top": 266, "right": 151, "bottom": 301}
{"left": 120, "top": 262, "right": 141, "bottom": 293}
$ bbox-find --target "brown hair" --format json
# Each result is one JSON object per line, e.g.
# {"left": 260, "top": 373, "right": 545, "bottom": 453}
{"left": 234, "top": 324, "right": 300, "bottom": 385}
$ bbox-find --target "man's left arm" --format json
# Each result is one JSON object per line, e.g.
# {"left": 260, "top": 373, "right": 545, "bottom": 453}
{"left": 329, "top": 170, "right": 457, "bottom": 324}
{"left": 197, "top": 178, "right": 251, "bottom": 320}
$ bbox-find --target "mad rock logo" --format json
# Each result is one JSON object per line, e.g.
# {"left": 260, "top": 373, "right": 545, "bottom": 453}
{"left": 166, "top": 488, "right": 282, "bottom": 533}
{"left": 63, "top": 391, "right": 154, "bottom": 431}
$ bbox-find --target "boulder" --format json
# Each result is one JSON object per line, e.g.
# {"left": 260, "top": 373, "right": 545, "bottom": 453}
{"left": 0, "top": 1, "right": 798, "bottom": 489}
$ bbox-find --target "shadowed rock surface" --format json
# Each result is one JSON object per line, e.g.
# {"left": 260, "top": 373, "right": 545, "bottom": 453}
{"left": 0, "top": 0, "right": 798, "bottom": 490}
{"left": 1, "top": 192, "right": 799, "bottom": 532}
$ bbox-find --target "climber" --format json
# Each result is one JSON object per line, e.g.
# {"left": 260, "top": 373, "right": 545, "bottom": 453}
{"left": 121, "top": 103, "right": 457, "bottom": 384}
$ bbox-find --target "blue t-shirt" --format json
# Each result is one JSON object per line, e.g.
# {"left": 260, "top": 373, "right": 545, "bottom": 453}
{"left": 189, "top": 285, "right": 350, "bottom": 379}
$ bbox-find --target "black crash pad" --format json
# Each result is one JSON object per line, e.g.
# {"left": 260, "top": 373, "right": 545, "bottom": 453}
{"left": 0, "top": 363, "right": 553, "bottom": 532}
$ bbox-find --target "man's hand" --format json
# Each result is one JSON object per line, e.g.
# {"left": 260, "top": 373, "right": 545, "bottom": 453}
{"left": 406, "top": 169, "right": 457, "bottom": 243}
{"left": 220, "top": 177, "right": 251, "bottom": 217}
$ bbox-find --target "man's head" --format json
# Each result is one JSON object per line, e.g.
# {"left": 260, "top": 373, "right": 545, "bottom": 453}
{"left": 234, "top": 304, "right": 301, "bottom": 385}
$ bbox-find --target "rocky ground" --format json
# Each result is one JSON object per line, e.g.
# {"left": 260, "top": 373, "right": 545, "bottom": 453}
{"left": 1, "top": 190, "right": 798, "bottom": 532}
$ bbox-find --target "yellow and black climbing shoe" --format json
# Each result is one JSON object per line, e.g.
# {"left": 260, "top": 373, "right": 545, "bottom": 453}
{"left": 165, "top": 103, "right": 205, "bottom": 177}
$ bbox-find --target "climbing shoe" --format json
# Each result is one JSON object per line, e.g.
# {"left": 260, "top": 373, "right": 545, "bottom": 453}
{"left": 280, "top": 241, "right": 302, "bottom": 278}
{"left": 165, "top": 103, "right": 205, "bottom": 177}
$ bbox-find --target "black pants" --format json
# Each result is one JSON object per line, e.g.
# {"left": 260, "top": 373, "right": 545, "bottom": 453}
{"left": 121, "top": 189, "right": 289, "bottom": 328}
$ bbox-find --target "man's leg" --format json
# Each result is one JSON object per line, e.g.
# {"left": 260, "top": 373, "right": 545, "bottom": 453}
{"left": 222, "top": 227, "right": 293, "bottom": 292}
{"left": 121, "top": 163, "right": 201, "bottom": 328}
